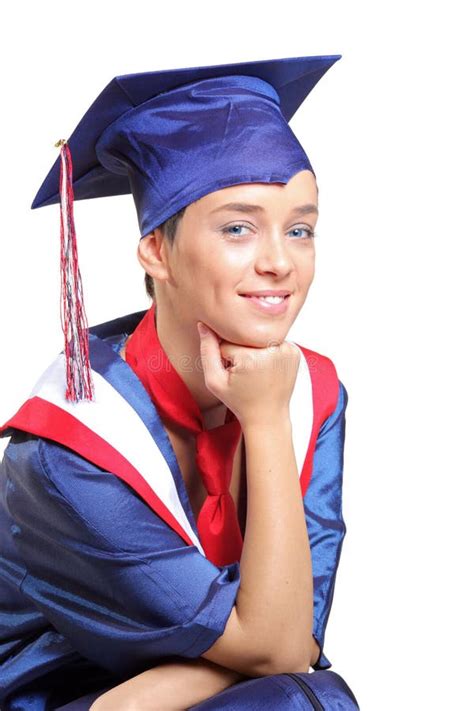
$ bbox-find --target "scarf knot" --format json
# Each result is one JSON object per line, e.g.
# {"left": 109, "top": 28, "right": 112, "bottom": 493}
{"left": 125, "top": 304, "right": 243, "bottom": 567}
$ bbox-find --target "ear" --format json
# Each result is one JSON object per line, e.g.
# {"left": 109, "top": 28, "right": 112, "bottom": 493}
{"left": 136, "top": 228, "right": 170, "bottom": 281}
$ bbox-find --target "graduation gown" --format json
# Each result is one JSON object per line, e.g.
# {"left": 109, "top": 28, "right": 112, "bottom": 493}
{"left": 0, "top": 311, "right": 359, "bottom": 710}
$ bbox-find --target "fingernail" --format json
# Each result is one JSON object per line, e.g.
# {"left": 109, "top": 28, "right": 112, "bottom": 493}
{"left": 197, "top": 322, "right": 209, "bottom": 336}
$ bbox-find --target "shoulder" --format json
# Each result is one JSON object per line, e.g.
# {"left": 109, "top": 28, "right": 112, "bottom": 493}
{"left": 3, "top": 428, "right": 99, "bottom": 488}
{"left": 296, "top": 341, "right": 336, "bottom": 369}
{"left": 2, "top": 431, "right": 182, "bottom": 555}
{"left": 295, "top": 341, "right": 348, "bottom": 419}
{"left": 296, "top": 342, "right": 342, "bottom": 390}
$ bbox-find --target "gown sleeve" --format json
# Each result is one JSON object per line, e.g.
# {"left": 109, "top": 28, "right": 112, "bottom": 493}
{"left": 304, "top": 379, "right": 349, "bottom": 670}
{"left": 2, "top": 432, "right": 241, "bottom": 677}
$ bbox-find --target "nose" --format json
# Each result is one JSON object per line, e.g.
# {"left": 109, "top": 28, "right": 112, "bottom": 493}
{"left": 253, "top": 228, "right": 294, "bottom": 278}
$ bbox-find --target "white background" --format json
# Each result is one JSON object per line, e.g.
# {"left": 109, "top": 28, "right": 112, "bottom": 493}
{"left": 1, "top": 2, "right": 473, "bottom": 708}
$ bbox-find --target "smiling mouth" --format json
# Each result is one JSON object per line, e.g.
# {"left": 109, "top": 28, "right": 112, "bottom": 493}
{"left": 238, "top": 293, "right": 291, "bottom": 314}
{"left": 239, "top": 294, "right": 290, "bottom": 302}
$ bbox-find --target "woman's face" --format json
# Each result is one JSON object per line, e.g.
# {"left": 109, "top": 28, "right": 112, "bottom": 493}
{"left": 156, "top": 168, "right": 318, "bottom": 347}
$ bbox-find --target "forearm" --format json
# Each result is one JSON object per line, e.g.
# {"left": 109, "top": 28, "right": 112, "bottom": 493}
{"left": 89, "top": 658, "right": 248, "bottom": 711}
{"left": 236, "top": 414, "right": 315, "bottom": 672}
{"left": 310, "top": 636, "right": 321, "bottom": 667}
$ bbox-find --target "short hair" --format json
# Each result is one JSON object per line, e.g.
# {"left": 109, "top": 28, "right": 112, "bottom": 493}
{"left": 144, "top": 205, "right": 187, "bottom": 300}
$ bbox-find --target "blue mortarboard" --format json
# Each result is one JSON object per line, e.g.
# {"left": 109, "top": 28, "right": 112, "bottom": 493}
{"left": 32, "top": 53, "right": 341, "bottom": 403}
{"left": 33, "top": 53, "right": 341, "bottom": 236}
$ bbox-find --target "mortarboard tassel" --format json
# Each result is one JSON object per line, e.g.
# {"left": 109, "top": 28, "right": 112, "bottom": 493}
{"left": 55, "top": 139, "right": 94, "bottom": 403}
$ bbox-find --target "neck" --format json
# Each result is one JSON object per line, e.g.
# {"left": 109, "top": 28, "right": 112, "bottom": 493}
{"left": 121, "top": 303, "right": 226, "bottom": 422}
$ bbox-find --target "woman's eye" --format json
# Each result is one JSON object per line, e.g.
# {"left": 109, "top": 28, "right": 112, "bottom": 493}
{"left": 289, "top": 227, "right": 315, "bottom": 239}
{"left": 221, "top": 224, "right": 315, "bottom": 239}
{"left": 222, "top": 224, "right": 251, "bottom": 237}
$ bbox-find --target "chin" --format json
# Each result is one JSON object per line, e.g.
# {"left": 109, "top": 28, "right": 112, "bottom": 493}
{"left": 227, "top": 325, "right": 290, "bottom": 349}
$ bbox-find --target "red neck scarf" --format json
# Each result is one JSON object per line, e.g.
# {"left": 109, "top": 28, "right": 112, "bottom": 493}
{"left": 125, "top": 304, "right": 243, "bottom": 567}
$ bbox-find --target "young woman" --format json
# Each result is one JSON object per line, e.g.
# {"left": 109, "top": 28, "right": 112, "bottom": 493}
{"left": 0, "top": 55, "right": 360, "bottom": 709}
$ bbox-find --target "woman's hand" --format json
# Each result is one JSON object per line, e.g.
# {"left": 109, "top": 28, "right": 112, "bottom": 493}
{"left": 197, "top": 321, "right": 300, "bottom": 429}
{"left": 89, "top": 657, "right": 248, "bottom": 711}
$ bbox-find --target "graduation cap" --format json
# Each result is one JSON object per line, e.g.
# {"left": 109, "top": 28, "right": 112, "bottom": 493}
{"left": 33, "top": 53, "right": 341, "bottom": 403}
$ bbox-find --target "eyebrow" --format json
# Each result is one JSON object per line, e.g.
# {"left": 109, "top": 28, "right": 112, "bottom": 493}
{"left": 210, "top": 202, "right": 319, "bottom": 217}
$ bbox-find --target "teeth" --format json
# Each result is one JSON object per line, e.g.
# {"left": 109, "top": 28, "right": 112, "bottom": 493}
{"left": 256, "top": 295, "right": 285, "bottom": 303}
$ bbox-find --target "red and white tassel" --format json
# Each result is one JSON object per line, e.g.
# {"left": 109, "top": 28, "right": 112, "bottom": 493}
{"left": 56, "top": 139, "right": 94, "bottom": 403}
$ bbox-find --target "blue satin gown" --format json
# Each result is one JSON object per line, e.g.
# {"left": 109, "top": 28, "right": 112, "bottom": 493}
{"left": 0, "top": 311, "right": 359, "bottom": 710}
